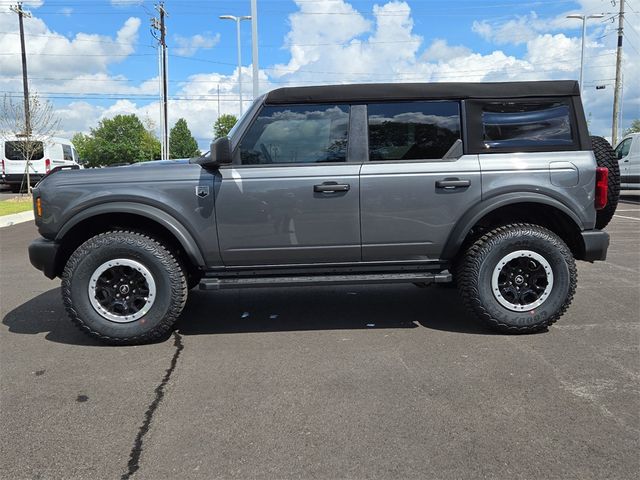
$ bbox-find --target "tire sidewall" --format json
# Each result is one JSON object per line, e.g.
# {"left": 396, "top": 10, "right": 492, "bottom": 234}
{"left": 475, "top": 231, "right": 571, "bottom": 328}
{"left": 67, "top": 236, "right": 176, "bottom": 340}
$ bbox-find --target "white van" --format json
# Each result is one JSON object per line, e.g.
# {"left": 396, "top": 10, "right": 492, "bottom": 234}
{"left": 1, "top": 136, "right": 80, "bottom": 192}
{"left": 615, "top": 132, "right": 640, "bottom": 190}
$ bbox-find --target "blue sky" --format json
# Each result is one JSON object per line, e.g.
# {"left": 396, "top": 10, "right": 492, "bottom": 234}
{"left": 0, "top": 0, "right": 638, "bottom": 149}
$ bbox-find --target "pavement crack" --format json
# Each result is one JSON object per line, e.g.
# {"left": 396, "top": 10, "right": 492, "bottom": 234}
{"left": 121, "top": 332, "right": 184, "bottom": 480}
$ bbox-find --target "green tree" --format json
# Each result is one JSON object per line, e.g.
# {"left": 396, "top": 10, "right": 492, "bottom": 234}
{"left": 73, "top": 114, "right": 161, "bottom": 167}
{"left": 169, "top": 118, "right": 200, "bottom": 158}
{"left": 71, "top": 132, "right": 96, "bottom": 165}
{"left": 623, "top": 119, "right": 640, "bottom": 136}
{"left": 213, "top": 114, "right": 237, "bottom": 139}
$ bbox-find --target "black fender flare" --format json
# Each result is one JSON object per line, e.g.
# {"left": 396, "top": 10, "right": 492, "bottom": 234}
{"left": 441, "top": 193, "right": 584, "bottom": 260}
{"left": 55, "top": 202, "right": 206, "bottom": 267}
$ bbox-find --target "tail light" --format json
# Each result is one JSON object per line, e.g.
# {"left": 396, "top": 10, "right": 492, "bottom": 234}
{"left": 595, "top": 167, "right": 608, "bottom": 210}
{"left": 45, "top": 158, "right": 51, "bottom": 173}
{"left": 1, "top": 158, "right": 4, "bottom": 174}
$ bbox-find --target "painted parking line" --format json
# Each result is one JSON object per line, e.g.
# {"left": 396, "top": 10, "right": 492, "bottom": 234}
{"left": 613, "top": 214, "right": 640, "bottom": 221}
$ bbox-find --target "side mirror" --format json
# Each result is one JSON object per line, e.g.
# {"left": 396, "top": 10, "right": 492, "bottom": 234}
{"left": 195, "top": 136, "right": 232, "bottom": 167}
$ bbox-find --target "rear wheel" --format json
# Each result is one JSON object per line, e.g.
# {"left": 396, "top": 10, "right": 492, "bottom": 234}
{"left": 591, "top": 135, "right": 620, "bottom": 229}
{"left": 62, "top": 231, "right": 188, "bottom": 345}
{"left": 458, "top": 224, "right": 576, "bottom": 333}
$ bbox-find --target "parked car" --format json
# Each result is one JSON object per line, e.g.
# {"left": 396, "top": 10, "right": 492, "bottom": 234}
{"left": 28, "top": 81, "right": 619, "bottom": 344}
{"left": 615, "top": 132, "right": 640, "bottom": 190}
{"left": 1, "top": 136, "right": 80, "bottom": 192}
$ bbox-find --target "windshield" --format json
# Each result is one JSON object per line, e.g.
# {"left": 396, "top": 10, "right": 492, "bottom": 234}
{"left": 4, "top": 140, "right": 44, "bottom": 160}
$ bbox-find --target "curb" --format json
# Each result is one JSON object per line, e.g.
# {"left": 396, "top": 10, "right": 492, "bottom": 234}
{"left": 0, "top": 210, "right": 34, "bottom": 228}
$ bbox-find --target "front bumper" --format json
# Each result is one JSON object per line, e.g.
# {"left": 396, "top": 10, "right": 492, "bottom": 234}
{"left": 581, "top": 230, "right": 609, "bottom": 262}
{"left": 28, "top": 237, "right": 60, "bottom": 279}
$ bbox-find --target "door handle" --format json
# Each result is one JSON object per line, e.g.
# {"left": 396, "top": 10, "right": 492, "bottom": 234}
{"left": 314, "top": 182, "right": 350, "bottom": 193}
{"left": 436, "top": 179, "right": 471, "bottom": 189}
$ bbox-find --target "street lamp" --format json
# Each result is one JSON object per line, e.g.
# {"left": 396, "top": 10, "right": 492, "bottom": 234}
{"left": 566, "top": 13, "right": 605, "bottom": 96}
{"left": 220, "top": 14, "right": 251, "bottom": 115}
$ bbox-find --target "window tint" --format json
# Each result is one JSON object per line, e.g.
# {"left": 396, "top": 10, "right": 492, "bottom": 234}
{"left": 4, "top": 141, "right": 44, "bottom": 160}
{"left": 367, "top": 101, "right": 461, "bottom": 161}
{"left": 481, "top": 101, "right": 573, "bottom": 149}
{"left": 62, "top": 144, "right": 73, "bottom": 161}
{"left": 239, "top": 105, "right": 349, "bottom": 165}
{"left": 615, "top": 138, "right": 631, "bottom": 159}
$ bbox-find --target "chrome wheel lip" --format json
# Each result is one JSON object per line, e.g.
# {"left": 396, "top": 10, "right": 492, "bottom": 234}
{"left": 88, "top": 258, "right": 156, "bottom": 323}
{"left": 491, "top": 250, "right": 554, "bottom": 312}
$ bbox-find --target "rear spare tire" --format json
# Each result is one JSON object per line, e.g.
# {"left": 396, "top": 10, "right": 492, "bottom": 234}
{"left": 458, "top": 224, "right": 577, "bottom": 334}
{"left": 62, "top": 231, "right": 188, "bottom": 345}
{"left": 591, "top": 135, "right": 620, "bottom": 229}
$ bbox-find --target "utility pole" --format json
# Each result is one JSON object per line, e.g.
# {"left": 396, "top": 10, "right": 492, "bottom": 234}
{"left": 151, "top": 3, "right": 169, "bottom": 160}
{"left": 10, "top": 2, "right": 31, "bottom": 135}
{"left": 250, "top": 0, "right": 259, "bottom": 99}
{"left": 611, "top": 0, "right": 625, "bottom": 146}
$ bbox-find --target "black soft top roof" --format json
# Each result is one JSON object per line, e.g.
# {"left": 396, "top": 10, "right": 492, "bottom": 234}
{"left": 265, "top": 80, "right": 580, "bottom": 104}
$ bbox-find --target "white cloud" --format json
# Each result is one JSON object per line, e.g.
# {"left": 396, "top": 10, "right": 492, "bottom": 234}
{"left": 422, "top": 39, "right": 471, "bottom": 62}
{"left": 11, "top": 0, "right": 638, "bottom": 147}
{"left": 173, "top": 33, "right": 221, "bottom": 57}
{"left": 20, "top": 1, "right": 44, "bottom": 8}
{"left": 110, "top": 0, "right": 143, "bottom": 7}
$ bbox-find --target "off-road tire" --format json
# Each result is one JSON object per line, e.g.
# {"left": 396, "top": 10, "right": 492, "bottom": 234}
{"left": 591, "top": 135, "right": 620, "bottom": 229}
{"left": 458, "top": 223, "right": 577, "bottom": 334}
{"left": 62, "top": 231, "right": 188, "bottom": 345}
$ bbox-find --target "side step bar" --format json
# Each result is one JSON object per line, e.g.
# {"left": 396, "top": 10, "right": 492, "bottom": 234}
{"left": 199, "top": 272, "right": 452, "bottom": 290}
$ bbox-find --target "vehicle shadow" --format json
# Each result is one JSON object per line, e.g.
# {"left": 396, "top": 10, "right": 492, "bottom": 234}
{"left": 620, "top": 192, "right": 640, "bottom": 204}
{"left": 2, "top": 284, "right": 496, "bottom": 346}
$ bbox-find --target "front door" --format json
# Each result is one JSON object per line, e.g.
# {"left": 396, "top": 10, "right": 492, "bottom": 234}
{"left": 215, "top": 103, "right": 361, "bottom": 266}
{"left": 359, "top": 101, "right": 481, "bottom": 261}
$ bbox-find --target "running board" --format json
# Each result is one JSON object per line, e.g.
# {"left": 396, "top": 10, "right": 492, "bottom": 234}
{"left": 199, "top": 272, "right": 452, "bottom": 290}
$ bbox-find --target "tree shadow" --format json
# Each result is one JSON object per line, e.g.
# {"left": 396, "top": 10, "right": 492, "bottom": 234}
{"left": 3, "top": 284, "right": 496, "bottom": 346}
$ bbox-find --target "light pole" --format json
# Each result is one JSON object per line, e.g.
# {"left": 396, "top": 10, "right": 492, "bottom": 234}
{"left": 250, "top": 0, "right": 259, "bottom": 99}
{"left": 566, "top": 13, "right": 604, "bottom": 96}
{"left": 220, "top": 14, "right": 251, "bottom": 116}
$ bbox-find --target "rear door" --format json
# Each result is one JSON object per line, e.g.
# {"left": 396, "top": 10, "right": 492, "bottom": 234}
{"left": 3, "top": 140, "right": 45, "bottom": 176}
{"left": 359, "top": 101, "right": 481, "bottom": 261}
{"left": 215, "top": 103, "right": 362, "bottom": 266}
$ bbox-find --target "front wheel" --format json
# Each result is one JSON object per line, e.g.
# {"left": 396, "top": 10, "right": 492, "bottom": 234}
{"left": 457, "top": 224, "right": 577, "bottom": 333}
{"left": 62, "top": 231, "right": 188, "bottom": 345}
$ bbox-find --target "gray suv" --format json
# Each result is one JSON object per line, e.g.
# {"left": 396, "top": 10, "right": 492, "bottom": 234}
{"left": 28, "top": 81, "right": 619, "bottom": 344}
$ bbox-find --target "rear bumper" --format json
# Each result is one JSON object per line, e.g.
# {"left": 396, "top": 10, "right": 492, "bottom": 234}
{"left": 1, "top": 173, "right": 44, "bottom": 185}
{"left": 581, "top": 230, "right": 609, "bottom": 262}
{"left": 28, "top": 237, "right": 60, "bottom": 279}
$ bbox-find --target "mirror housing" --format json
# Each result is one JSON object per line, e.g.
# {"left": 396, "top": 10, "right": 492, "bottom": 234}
{"left": 195, "top": 136, "right": 232, "bottom": 167}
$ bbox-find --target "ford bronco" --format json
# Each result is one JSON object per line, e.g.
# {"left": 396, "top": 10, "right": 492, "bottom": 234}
{"left": 28, "top": 81, "right": 620, "bottom": 344}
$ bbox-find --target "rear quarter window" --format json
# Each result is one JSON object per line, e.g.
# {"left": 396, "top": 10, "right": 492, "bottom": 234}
{"left": 466, "top": 98, "right": 578, "bottom": 153}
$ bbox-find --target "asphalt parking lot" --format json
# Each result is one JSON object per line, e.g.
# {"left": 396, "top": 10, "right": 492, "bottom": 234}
{"left": 1, "top": 200, "right": 639, "bottom": 480}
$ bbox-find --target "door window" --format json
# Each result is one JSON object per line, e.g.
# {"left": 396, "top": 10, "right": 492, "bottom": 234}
{"left": 367, "top": 101, "right": 461, "bottom": 160}
{"left": 4, "top": 141, "right": 44, "bottom": 160}
{"left": 615, "top": 138, "right": 632, "bottom": 159}
{"left": 62, "top": 144, "right": 73, "bottom": 161}
{"left": 238, "top": 104, "right": 349, "bottom": 165}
